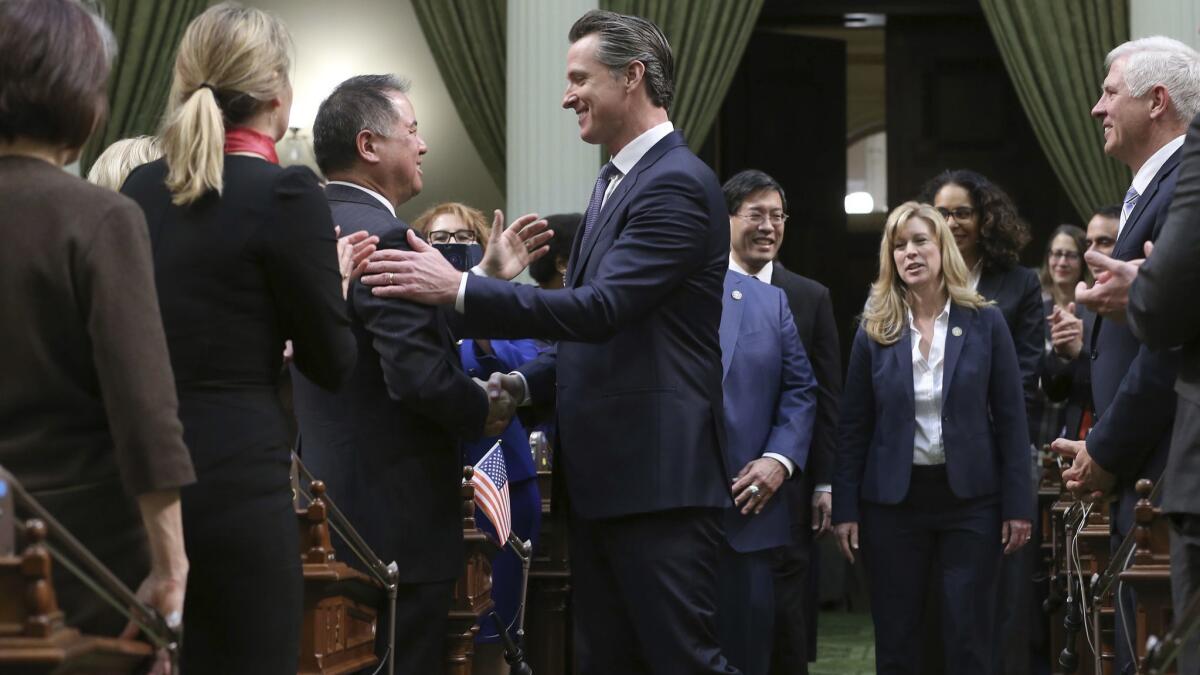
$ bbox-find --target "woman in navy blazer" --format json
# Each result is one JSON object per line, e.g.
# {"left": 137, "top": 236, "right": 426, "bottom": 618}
{"left": 833, "top": 202, "right": 1034, "bottom": 674}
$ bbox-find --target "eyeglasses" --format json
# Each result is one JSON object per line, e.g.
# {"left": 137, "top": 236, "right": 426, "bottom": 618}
{"left": 1049, "top": 249, "right": 1080, "bottom": 261}
{"left": 935, "top": 206, "right": 975, "bottom": 222}
{"left": 735, "top": 211, "right": 788, "bottom": 227}
{"left": 427, "top": 229, "right": 478, "bottom": 244}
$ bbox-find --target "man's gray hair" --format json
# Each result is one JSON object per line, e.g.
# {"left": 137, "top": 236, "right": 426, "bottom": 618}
{"left": 313, "top": 74, "right": 411, "bottom": 175}
{"left": 568, "top": 10, "right": 674, "bottom": 111}
{"left": 1106, "top": 36, "right": 1200, "bottom": 122}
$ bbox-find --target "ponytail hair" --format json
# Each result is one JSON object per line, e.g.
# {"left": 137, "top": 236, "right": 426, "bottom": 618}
{"left": 161, "top": 2, "right": 292, "bottom": 205}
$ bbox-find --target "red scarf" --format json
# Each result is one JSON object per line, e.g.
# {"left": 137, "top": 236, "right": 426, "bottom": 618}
{"left": 224, "top": 126, "right": 279, "bottom": 164}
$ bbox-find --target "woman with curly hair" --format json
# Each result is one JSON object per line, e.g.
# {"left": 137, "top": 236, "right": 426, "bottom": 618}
{"left": 919, "top": 170, "right": 1044, "bottom": 413}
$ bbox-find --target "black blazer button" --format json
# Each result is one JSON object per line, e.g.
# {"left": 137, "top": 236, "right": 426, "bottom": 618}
{"left": 1090, "top": 350, "right": 1099, "bottom": 361}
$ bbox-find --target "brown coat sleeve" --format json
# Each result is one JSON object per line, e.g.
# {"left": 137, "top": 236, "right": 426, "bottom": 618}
{"left": 78, "top": 198, "right": 195, "bottom": 495}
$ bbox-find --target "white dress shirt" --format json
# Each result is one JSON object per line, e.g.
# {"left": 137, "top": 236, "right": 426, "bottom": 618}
{"left": 910, "top": 300, "right": 951, "bottom": 465}
{"left": 602, "top": 121, "right": 674, "bottom": 207}
{"left": 729, "top": 255, "right": 773, "bottom": 283}
{"left": 327, "top": 180, "right": 396, "bottom": 217}
{"left": 1119, "top": 134, "right": 1186, "bottom": 238}
{"left": 968, "top": 260, "right": 983, "bottom": 291}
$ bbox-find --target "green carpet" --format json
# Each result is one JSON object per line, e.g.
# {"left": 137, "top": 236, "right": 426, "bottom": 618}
{"left": 811, "top": 611, "right": 875, "bottom": 675}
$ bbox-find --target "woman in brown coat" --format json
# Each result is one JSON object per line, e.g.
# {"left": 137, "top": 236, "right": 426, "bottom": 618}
{"left": 0, "top": 0, "right": 193, "bottom": 638}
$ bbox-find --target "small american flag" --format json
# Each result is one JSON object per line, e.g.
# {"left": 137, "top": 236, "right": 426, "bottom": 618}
{"left": 470, "top": 441, "right": 511, "bottom": 545}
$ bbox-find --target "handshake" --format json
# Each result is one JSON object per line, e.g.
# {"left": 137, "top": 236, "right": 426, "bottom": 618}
{"left": 476, "top": 372, "right": 527, "bottom": 437}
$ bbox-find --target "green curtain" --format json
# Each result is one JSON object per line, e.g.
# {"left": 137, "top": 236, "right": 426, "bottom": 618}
{"left": 411, "top": 0, "right": 507, "bottom": 194}
{"left": 81, "top": 0, "right": 209, "bottom": 174}
{"left": 980, "top": 0, "right": 1131, "bottom": 220}
{"left": 602, "top": 0, "right": 765, "bottom": 152}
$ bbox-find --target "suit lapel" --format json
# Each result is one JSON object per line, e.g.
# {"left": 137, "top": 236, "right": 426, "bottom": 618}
{"left": 719, "top": 273, "right": 745, "bottom": 379}
{"left": 975, "top": 269, "right": 1000, "bottom": 303}
{"left": 892, "top": 332, "right": 916, "bottom": 412}
{"left": 943, "top": 303, "right": 968, "bottom": 395}
{"left": 573, "top": 170, "right": 639, "bottom": 282}
{"left": 567, "top": 132, "right": 687, "bottom": 286}
{"left": 1115, "top": 148, "right": 1182, "bottom": 255}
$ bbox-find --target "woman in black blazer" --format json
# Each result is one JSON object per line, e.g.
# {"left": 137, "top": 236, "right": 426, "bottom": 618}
{"left": 833, "top": 202, "right": 1033, "bottom": 674}
{"left": 121, "top": 4, "right": 355, "bottom": 673}
{"left": 920, "top": 170, "right": 1044, "bottom": 417}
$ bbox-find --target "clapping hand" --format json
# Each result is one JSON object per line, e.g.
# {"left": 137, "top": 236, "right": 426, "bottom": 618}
{"left": 477, "top": 210, "right": 553, "bottom": 280}
{"left": 1074, "top": 241, "right": 1154, "bottom": 322}
{"left": 1048, "top": 303, "right": 1083, "bottom": 359}
{"left": 335, "top": 225, "right": 379, "bottom": 298}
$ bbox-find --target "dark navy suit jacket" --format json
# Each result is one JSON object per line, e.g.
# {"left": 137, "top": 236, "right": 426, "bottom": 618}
{"left": 977, "top": 264, "right": 1044, "bottom": 442}
{"left": 719, "top": 270, "right": 816, "bottom": 553}
{"left": 458, "top": 131, "right": 732, "bottom": 520}
{"left": 291, "top": 184, "right": 488, "bottom": 583}
{"left": 1087, "top": 147, "right": 1182, "bottom": 533}
{"left": 1130, "top": 113, "right": 1200, "bottom": 516}
{"left": 832, "top": 304, "right": 1033, "bottom": 525}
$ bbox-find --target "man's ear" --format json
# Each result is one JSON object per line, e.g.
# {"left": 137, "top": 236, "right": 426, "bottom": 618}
{"left": 624, "top": 60, "right": 646, "bottom": 92}
{"left": 1147, "top": 83, "right": 1173, "bottom": 120}
{"left": 355, "top": 129, "right": 380, "bottom": 164}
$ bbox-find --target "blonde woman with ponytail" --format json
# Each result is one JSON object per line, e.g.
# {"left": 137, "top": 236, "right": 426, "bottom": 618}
{"left": 831, "top": 202, "right": 1033, "bottom": 673}
{"left": 120, "top": 4, "right": 356, "bottom": 672}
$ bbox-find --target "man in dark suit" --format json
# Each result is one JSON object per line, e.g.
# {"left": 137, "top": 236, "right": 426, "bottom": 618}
{"left": 1050, "top": 36, "right": 1200, "bottom": 674}
{"left": 717, "top": 269, "right": 816, "bottom": 675}
{"left": 289, "top": 74, "right": 530, "bottom": 675}
{"left": 1041, "top": 207, "right": 1120, "bottom": 441}
{"left": 1129, "top": 109, "right": 1200, "bottom": 675}
{"left": 721, "top": 169, "right": 841, "bottom": 674}
{"left": 363, "top": 11, "right": 738, "bottom": 673}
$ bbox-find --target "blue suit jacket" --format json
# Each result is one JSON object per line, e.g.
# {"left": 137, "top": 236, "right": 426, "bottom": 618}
{"left": 832, "top": 304, "right": 1033, "bottom": 525}
{"left": 458, "top": 131, "right": 732, "bottom": 519}
{"left": 719, "top": 271, "right": 816, "bottom": 552}
{"left": 1087, "top": 148, "right": 1182, "bottom": 533}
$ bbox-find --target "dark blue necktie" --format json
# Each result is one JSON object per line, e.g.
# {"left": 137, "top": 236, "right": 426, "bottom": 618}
{"left": 579, "top": 161, "right": 620, "bottom": 250}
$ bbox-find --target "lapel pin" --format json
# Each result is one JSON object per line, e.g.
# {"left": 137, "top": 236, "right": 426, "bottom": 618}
{"left": 731, "top": 289, "right": 743, "bottom": 301}
{"left": 951, "top": 326, "right": 962, "bottom": 337}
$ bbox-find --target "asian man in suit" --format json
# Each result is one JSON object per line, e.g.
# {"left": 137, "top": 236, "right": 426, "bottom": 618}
{"left": 717, "top": 268, "right": 817, "bottom": 675}
{"left": 289, "top": 75, "right": 541, "bottom": 675}
{"left": 361, "top": 11, "right": 738, "bottom": 674}
{"left": 722, "top": 169, "right": 841, "bottom": 674}
{"left": 1052, "top": 36, "right": 1200, "bottom": 675}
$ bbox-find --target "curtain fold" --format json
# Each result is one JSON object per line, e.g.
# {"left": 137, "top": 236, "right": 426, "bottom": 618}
{"left": 980, "top": 0, "right": 1131, "bottom": 220}
{"left": 411, "top": 0, "right": 507, "bottom": 193}
{"left": 81, "top": 0, "right": 208, "bottom": 174}
{"left": 602, "top": 0, "right": 765, "bottom": 152}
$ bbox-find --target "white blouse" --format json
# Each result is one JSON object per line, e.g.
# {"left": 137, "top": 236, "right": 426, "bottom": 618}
{"left": 909, "top": 300, "right": 951, "bottom": 465}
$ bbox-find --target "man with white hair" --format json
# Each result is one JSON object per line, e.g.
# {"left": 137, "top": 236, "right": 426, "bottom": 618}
{"left": 1049, "top": 35, "right": 1200, "bottom": 675}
